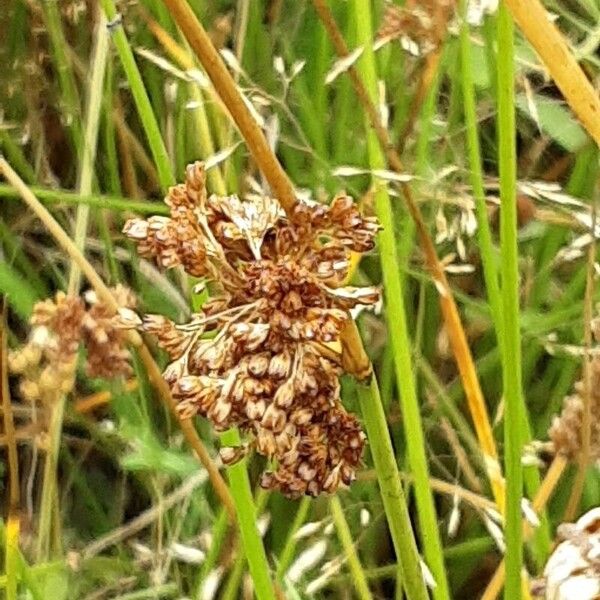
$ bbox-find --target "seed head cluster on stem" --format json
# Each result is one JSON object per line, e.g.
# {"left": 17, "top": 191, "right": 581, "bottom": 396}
{"left": 9, "top": 286, "right": 136, "bottom": 403}
{"left": 123, "top": 161, "right": 380, "bottom": 497}
{"left": 549, "top": 317, "right": 600, "bottom": 462}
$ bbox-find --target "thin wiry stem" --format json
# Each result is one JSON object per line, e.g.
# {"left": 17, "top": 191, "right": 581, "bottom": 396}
{"left": 330, "top": 496, "right": 373, "bottom": 600}
{"left": 350, "top": 1, "right": 450, "bottom": 597}
{"left": 0, "top": 157, "right": 236, "bottom": 522}
{"left": 564, "top": 199, "right": 597, "bottom": 520}
{"left": 100, "top": 0, "right": 175, "bottom": 190}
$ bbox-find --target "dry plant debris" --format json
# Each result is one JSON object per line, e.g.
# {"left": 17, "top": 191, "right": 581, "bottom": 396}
{"left": 9, "top": 285, "right": 136, "bottom": 403}
{"left": 123, "top": 161, "right": 380, "bottom": 497}
{"left": 533, "top": 507, "right": 600, "bottom": 599}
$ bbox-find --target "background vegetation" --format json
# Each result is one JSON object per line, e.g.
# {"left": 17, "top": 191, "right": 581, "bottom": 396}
{"left": 1, "top": 0, "right": 600, "bottom": 598}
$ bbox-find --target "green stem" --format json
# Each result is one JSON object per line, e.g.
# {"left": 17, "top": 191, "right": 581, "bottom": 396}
{"left": 40, "top": 0, "right": 83, "bottom": 153}
{"left": 497, "top": 4, "right": 523, "bottom": 599}
{"left": 0, "top": 184, "right": 169, "bottom": 215}
{"left": 357, "top": 378, "right": 429, "bottom": 600}
{"left": 276, "top": 496, "right": 311, "bottom": 580}
{"left": 352, "top": 2, "right": 450, "bottom": 598}
{"left": 220, "top": 430, "right": 276, "bottom": 600}
{"left": 330, "top": 496, "right": 373, "bottom": 600}
{"left": 99, "top": 0, "right": 175, "bottom": 190}
{"left": 459, "top": 5, "right": 503, "bottom": 337}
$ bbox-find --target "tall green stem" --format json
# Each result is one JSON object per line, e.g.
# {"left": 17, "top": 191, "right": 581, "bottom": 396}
{"left": 220, "top": 429, "right": 276, "bottom": 600}
{"left": 497, "top": 4, "right": 523, "bottom": 598}
{"left": 357, "top": 379, "right": 429, "bottom": 600}
{"left": 330, "top": 496, "right": 373, "bottom": 600}
{"left": 352, "top": 1, "right": 450, "bottom": 598}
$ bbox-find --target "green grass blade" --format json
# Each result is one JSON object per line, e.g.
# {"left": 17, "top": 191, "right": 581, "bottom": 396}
{"left": 497, "top": 4, "right": 524, "bottom": 598}
{"left": 351, "top": 1, "right": 450, "bottom": 598}
{"left": 99, "top": 0, "right": 175, "bottom": 190}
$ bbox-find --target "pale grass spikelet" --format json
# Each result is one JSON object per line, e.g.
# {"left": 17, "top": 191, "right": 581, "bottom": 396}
{"left": 123, "top": 161, "right": 380, "bottom": 497}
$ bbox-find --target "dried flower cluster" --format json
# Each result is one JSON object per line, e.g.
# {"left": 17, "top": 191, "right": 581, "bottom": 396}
{"left": 533, "top": 507, "right": 600, "bottom": 599}
{"left": 9, "top": 286, "right": 136, "bottom": 403}
{"left": 548, "top": 318, "right": 600, "bottom": 462}
{"left": 377, "top": 0, "right": 455, "bottom": 55}
{"left": 123, "top": 161, "right": 380, "bottom": 497}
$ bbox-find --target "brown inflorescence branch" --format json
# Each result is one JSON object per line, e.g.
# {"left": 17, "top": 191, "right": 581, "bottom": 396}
{"left": 124, "top": 162, "right": 380, "bottom": 497}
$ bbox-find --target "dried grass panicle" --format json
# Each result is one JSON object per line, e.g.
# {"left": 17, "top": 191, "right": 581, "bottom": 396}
{"left": 124, "top": 161, "right": 380, "bottom": 497}
{"left": 548, "top": 317, "right": 600, "bottom": 461}
{"left": 8, "top": 286, "right": 136, "bottom": 402}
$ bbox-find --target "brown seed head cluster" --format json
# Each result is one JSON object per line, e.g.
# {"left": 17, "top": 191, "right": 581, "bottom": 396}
{"left": 377, "top": 1, "right": 455, "bottom": 55}
{"left": 9, "top": 286, "right": 136, "bottom": 403}
{"left": 549, "top": 318, "right": 600, "bottom": 462}
{"left": 123, "top": 162, "right": 380, "bottom": 497}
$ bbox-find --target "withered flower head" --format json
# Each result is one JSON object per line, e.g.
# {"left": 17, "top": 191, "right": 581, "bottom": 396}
{"left": 124, "top": 161, "right": 380, "bottom": 497}
{"left": 548, "top": 317, "right": 600, "bottom": 462}
{"left": 9, "top": 287, "right": 136, "bottom": 403}
{"left": 377, "top": 1, "right": 455, "bottom": 55}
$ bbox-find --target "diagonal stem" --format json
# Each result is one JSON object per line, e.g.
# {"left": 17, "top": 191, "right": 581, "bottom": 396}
{"left": 0, "top": 157, "right": 236, "bottom": 522}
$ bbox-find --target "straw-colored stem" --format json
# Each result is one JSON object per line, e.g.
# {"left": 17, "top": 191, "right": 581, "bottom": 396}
{"left": 311, "top": 0, "right": 505, "bottom": 513}
{"left": 160, "top": 0, "right": 371, "bottom": 380}
{"left": 0, "top": 157, "right": 236, "bottom": 522}
{"left": 504, "top": 0, "right": 600, "bottom": 146}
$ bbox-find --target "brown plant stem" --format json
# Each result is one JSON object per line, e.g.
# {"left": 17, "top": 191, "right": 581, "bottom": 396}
{"left": 159, "top": 0, "right": 296, "bottom": 213}
{"left": 480, "top": 454, "right": 569, "bottom": 600}
{"left": 311, "top": 0, "right": 505, "bottom": 510}
{"left": 159, "top": 0, "right": 372, "bottom": 380}
{"left": 0, "top": 157, "right": 236, "bottom": 522}
{"left": 504, "top": 0, "right": 600, "bottom": 146}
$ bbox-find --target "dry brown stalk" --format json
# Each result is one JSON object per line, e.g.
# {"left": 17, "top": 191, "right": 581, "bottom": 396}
{"left": 0, "top": 157, "right": 236, "bottom": 521}
{"left": 160, "top": 0, "right": 296, "bottom": 213}
{"left": 159, "top": 0, "right": 373, "bottom": 381}
{"left": 74, "top": 379, "right": 139, "bottom": 414}
{"left": 311, "top": 0, "right": 505, "bottom": 510}
{"left": 504, "top": 0, "right": 600, "bottom": 146}
{"left": 480, "top": 454, "right": 569, "bottom": 600}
